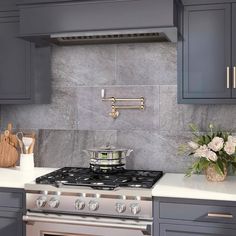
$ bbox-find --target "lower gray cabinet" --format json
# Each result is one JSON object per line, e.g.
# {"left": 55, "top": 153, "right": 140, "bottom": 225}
{"left": 0, "top": 188, "right": 25, "bottom": 236}
{"left": 154, "top": 197, "right": 236, "bottom": 236}
{"left": 160, "top": 224, "right": 236, "bottom": 236}
{"left": 0, "top": 211, "right": 23, "bottom": 236}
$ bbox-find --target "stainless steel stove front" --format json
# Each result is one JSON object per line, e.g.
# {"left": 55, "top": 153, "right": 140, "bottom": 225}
{"left": 25, "top": 190, "right": 153, "bottom": 219}
{"left": 24, "top": 187, "right": 153, "bottom": 236}
{"left": 23, "top": 212, "right": 152, "bottom": 236}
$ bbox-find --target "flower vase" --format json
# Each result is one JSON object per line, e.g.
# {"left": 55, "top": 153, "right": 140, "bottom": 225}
{"left": 205, "top": 163, "right": 227, "bottom": 182}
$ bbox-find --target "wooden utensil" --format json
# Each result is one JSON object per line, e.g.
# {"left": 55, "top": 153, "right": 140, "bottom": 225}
{"left": 28, "top": 138, "right": 35, "bottom": 154}
{"left": 16, "top": 132, "right": 24, "bottom": 154}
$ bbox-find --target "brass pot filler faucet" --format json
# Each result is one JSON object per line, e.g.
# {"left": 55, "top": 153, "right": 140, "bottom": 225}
{"left": 101, "top": 89, "right": 145, "bottom": 119}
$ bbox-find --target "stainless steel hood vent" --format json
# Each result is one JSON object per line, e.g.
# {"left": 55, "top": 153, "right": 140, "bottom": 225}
{"left": 50, "top": 28, "right": 177, "bottom": 45}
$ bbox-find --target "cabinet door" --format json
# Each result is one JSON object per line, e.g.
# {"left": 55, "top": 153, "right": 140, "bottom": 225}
{"left": 0, "top": 17, "right": 31, "bottom": 101}
{"left": 160, "top": 224, "right": 236, "bottom": 236}
{"left": 0, "top": 211, "right": 23, "bottom": 236}
{"left": 232, "top": 3, "right": 236, "bottom": 98}
{"left": 182, "top": 4, "right": 231, "bottom": 99}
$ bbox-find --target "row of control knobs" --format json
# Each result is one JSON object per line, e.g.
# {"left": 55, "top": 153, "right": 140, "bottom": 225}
{"left": 36, "top": 197, "right": 141, "bottom": 215}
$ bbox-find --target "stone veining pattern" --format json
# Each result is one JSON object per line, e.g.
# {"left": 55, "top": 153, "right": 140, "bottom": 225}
{"left": 1, "top": 42, "right": 232, "bottom": 172}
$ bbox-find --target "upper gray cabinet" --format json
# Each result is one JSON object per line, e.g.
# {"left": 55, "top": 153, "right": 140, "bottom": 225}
{"left": 0, "top": 1, "right": 51, "bottom": 104}
{"left": 178, "top": 2, "right": 236, "bottom": 104}
{"left": 232, "top": 3, "right": 236, "bottom": 98}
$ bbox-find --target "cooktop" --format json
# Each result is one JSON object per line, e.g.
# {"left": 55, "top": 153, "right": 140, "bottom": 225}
{"left": 35, "top": 167, "right": 163, "bottom": 190}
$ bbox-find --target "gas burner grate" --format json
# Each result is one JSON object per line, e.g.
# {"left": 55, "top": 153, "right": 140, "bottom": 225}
{"left": 35, "top": 167, "right": 163, "bottom": 190}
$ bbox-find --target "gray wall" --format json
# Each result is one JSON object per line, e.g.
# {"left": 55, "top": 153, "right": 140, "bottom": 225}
{"left": 1, "top": 42, "right": 235, "bottom": 172}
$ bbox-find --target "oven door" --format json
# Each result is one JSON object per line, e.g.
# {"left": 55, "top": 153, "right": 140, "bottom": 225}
{"left": 23, "top": 212, "right": 152, "bottom": 236}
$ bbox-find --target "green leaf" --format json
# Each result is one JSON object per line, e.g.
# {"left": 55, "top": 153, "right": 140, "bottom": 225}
{"left": 205, "top": 136, "right": 211, "bottom": 144}
{"left": 214, "top": 164, "right": 223, "bottom": 175}
{"left": 189, "top": 123, "right": 198, "bottom": 132}
{"left": 217, "top": 159, "right": 225, "bottom": 174}
{"left": 199, "top": 158, "right": 210, "bottom": 170}
{"left": 231, "top": 162, "right": 236, "bottom": 172}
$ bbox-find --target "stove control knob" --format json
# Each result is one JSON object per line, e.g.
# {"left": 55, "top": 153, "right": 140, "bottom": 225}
{"left": 116, "top": 203, "right": 126, "bottom": 213}
{"left": 48, "top": 197, "right": 60, "bottom": 209}
{"left": 130, "top": 203, "right": 141, "bottom": 215}
{"left": 88, "top": 200, "right": 99, "bottom": 211}
{"left": 36, "top": 196, "right": 47, "bottom": 208}
{"left": 75, "top": 200, "right": 85, "bottom": 210}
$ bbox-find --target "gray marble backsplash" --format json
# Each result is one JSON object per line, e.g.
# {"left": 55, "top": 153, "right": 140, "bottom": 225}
{"left": 1, "top": 42, "right": 235, "bottom": 172}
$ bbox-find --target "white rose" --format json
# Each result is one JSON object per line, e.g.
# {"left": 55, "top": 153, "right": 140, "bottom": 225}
{"left": 194, "top": 145, "right": 208, "bottom": 158}
{"left": 205, "top": 150, "right": 218, "bottom": 162}
{"left": 208, "top": 137, "right": 224, "bottom": 152}
{"left": 224, "top": 141, "right": 236, "bottom": 155}
{"left": 188, "top": 141, "right": 199, "bottom": 150}
{"left": 228, "top": 136, "right": 236, "bottom": 145}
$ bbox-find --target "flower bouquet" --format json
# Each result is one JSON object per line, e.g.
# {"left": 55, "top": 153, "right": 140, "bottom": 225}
{"left": 182, "top": 124, "right": 236, "bottom": 181}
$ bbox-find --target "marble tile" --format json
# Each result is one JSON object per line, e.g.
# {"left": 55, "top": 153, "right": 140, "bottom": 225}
{"left": 203, "top": 105, "right": 236, "bottom": 132}
{"left": 37, "top": 130, "right": 75, "bottom": 167}
{"left": 0, "top": 87, "right": 78, "bottom": 130}
{"left": 117, "top": 130, "right": 193, "bottom": 173}
{"left": 159, "top": 85, "right": 209, "bottom": 132}
{"left": 70, "top": 130, "right": 117, "bottom": 167}
{"left": 116, "top": 43, "right": 177, "bottom": 85}
{"left": 75, "top": 86, "right": 159, "bottom": 130}
{"left": 160, "top": 85, "right": 236, "bottom": 132}
{"left": 51, "top": 44, "right": 116, "bottom": 87}
{"left": 36, "top": 130, "right": 118, "bottom": 168}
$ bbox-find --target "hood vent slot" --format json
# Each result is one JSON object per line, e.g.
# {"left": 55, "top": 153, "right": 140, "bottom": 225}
{"left": 50, "top": 32, "right": 169, "bottom": 45}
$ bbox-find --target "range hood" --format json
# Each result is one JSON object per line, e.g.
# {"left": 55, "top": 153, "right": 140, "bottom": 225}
{"left": 18, "top": 0, "right": 182, "bottom": 45}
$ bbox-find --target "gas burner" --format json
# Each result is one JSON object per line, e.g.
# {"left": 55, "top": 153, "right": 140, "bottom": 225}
{"left": 129, "top": 183, "right": 142, "bottom": 188}
{"left": 35, "top": 167, "right": 163, "bottom": 190}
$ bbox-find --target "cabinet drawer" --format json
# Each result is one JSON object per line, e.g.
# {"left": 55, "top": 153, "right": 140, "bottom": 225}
{"left": 159, "top": 202, "right": 236, "bottom": 224}
{"left": 0, "top": 192, "right": 23, "bottom": 209}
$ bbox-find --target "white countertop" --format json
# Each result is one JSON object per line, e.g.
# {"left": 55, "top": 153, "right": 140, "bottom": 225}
{"left": 1, "top": 168, "right": 236, "bottom": 201}
{"left": 0, "top": 167, "right": 56, "bottom": 189}
{"left": 152, "top": 173, "right": 236, "bottom": 201}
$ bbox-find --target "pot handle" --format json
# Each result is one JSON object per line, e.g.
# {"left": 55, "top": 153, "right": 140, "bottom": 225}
{"left": 126, "top": 149, "right": 133, "bottom": 157}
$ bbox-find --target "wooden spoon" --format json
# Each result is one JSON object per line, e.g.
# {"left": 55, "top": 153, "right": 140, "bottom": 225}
{"left": 16, "top": 132, "right": 24, "bottom": 154}
{"left": 28, "top": 138, "right": 35, "bottom": 154}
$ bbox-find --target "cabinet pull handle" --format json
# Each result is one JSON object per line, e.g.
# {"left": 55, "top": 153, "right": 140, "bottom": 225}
{"left": 227, "top": 66, "right": 230, "bottom": 88}
{"left": 207, "top": 213, "right": 233, "bottom": 219}
{"left": 234, "top": 66, "right": 236, "bottom": 89}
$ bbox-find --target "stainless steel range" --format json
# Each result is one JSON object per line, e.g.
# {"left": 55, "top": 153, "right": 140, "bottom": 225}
{"left": 23, "top": 167, "right": 163, "bottom": 236}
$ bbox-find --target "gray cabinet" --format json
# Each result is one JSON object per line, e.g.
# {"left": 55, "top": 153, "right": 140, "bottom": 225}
{"left": 0, "top": 211, "right": 23, "bottom": 236}
{"left": 154, "top": 197, "right": 236, "bottom": 236}
{"left": 178, "top": 2, "right": 236, "bottom": 103}
{"left": 0, "top": 1, "right": 51, "bottom": 104}
{"left": 160, "top": 224, "right": 236, "bottom": 236}
{"left": 0, "top": 19, "right": 31, "bottom": 101}
{"left": 0, "top": 188, "right": 25, "bottom": 236}
{"left": 232, "top": 3, "right": 236, "bottom": 98}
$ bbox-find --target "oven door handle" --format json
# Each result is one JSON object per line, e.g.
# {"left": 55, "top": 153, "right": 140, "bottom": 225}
{"left": 23, "top": 215, "right": 152, "bottom": 235}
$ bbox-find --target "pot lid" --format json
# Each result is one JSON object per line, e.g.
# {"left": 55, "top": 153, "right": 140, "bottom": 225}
{"left": 86, "top": 144, "right": 130, "bottom": 152}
